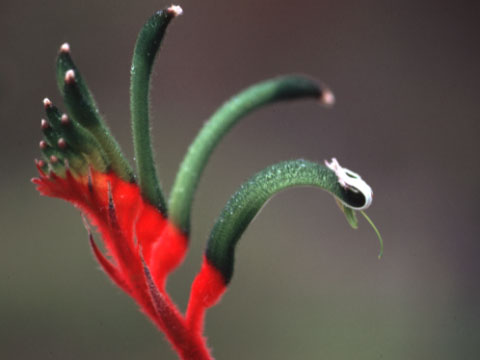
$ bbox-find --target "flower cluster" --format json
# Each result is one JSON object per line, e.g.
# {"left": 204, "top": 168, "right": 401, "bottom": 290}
{"left": 32, "top": 6, "right": 379, "bottom": 359}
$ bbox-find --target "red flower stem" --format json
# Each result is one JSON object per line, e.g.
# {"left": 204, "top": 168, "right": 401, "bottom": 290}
{"left": 34, "top": 169, "right": 213, "bottom": 358}
{"left": 186, "top": 258, "right": 227, "bottom": 333}
{"left": 88, "top": 230, "right": 133, "bottom": 296}
{"left": 142, "top": 261, "right": 213, "bottom": 359}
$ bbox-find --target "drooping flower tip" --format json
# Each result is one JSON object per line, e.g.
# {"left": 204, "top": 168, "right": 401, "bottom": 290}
{"left": 60, "top": 42, "right": 70, "bottom": 53}
{"left": 320, "top": 88, "right": 335, "bottom": 107}
{"left": 65, "top": 69, "right": 76, "bottom": 84}
{"left": 43, "top": 98, "right": 52, "bottom": 108}
{"left": 60, "top": 113, "right": 70, "bottom": 125}
{"left": 50, "top": 155, "right": 59, "bottom": 164}
{"left": 39, "top": 140, "right": 48, "bottom": 150}
{"left": 325, "top": 157, "right": 373, "bottom": 210}
{"left": 167, "top": 5, "right": 183, "bottom": 17}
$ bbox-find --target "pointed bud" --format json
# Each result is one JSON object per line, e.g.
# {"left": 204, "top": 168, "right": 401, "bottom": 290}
{"left": 167, "top": 5, "right": 183, "bottom": 16}
{"left": 41, "top": 119, "right": 49, "bottom": 129}
{"left": 61, "top": 113, "right": 70, "bottom": 125}
{"left": 43, "top": 98, "right": 52, "bottom": 109}
{"left": 65, "top": 69, "right": 76, "bottom": 84}
{"left": 60, "top": 42, "right": 70, "bottom": 53}
{"left": 319, "top": 89, "right": 335, "bottom": 108}
{"left": 57, "top": 138, "right": 67, "bottom": 149}
{"left": 36, "top": 159, "right": 46, "bottom": 168}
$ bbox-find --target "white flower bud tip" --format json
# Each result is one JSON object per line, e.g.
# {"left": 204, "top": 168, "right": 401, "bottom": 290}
{"left": 60, "top": 43, "right": 70, "bottom": 53}
{"left": 167, "top": 5, "right": 183, "bottom": 16}
{"left": 57, "top": 138, "right": 67, "bottom": 149}
{"left": 43, "top": 98, "right": 52, "bottom": 108}
{"left": 41, "top": 119, "right": 49, "bottom": 129}
{"left": 61, "top": 114, "right": 70, "bottom": 125}
{"left": 320, "top": 89, "right": 335, "bottom": 107}
{"left": 65, "top": 69, "right": 75, "bottom": 84}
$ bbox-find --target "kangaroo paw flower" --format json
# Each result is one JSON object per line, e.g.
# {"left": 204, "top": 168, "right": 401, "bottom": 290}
{"left": 32, "top": 5, "right": 381, "bottom": 359}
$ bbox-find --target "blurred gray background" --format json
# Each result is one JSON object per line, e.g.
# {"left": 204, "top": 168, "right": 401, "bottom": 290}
{"left": 1, "top": 0, "right": 479, "bottom": 359}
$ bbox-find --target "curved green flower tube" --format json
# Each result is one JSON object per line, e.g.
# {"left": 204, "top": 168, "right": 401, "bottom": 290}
{"left": 169, "top": 75, "right": 335, "bottom": 233}
{"left": 206, "top": 159, "right": 372, "bottom": 283}
{"left": 130, "top": 8, "right": 181, "bottom": 212}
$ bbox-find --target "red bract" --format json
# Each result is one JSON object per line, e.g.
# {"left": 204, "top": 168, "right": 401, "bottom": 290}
{"left": 33, "top": 5, "right": 378, "bottom": 359}
{"left": 33, "top": 165, "right": 217, "bottom": 359}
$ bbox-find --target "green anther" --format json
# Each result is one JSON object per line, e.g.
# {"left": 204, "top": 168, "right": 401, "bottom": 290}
{"left": 169, "top": 75, "right": 333, "bottom": 233}
{"left": 57, "top": 52, "right": 134, "bottom": 181}
{"left": 206, "top": 159, "right": 368, "bottom": 283}
{"left": 130, "top": 8, "right": 180, "bottom": 213}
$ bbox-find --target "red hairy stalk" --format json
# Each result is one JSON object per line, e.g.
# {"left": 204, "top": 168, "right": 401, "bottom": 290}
{"left": 32, "top": 167, "right": 212, "bottom": 359}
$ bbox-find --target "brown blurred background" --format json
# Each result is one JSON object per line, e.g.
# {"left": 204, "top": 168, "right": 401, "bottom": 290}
{"left": 1, "top": 0, "right": 479, "bottom": 359}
